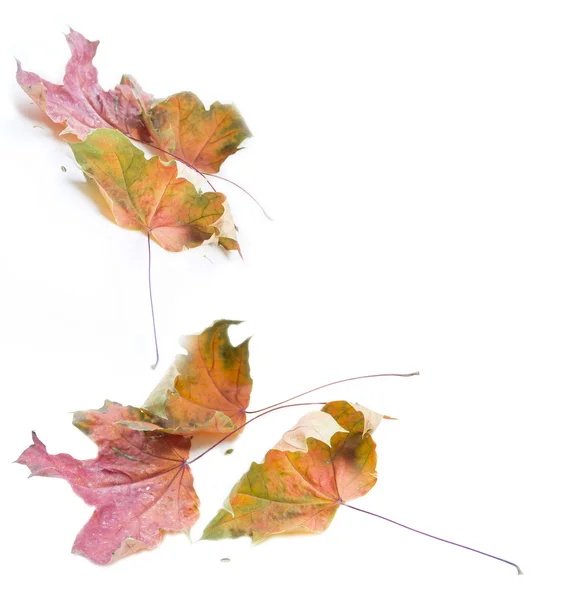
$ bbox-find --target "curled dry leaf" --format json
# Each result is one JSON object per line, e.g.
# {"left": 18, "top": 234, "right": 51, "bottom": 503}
{"left": 272, "top": 410, "right": 348, "bottom": 452}
{"left": 16, "top": 401, "right": 199, "bottom": 565}
{"left": 16, "top": 28, "right": 153, "bottom": 140}
{"left": 71, "top": 129, "right": 239, "bottom": 252}
{"left": 202, "top": 401, "right": 384, "bottom": 542}
{"left": 120, "top": 320, "right": 252, "bottom": 434}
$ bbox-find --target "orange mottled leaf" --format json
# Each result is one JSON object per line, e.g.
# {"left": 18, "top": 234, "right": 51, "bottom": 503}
{"left": 16, "top": 401, "right": 199, "bottom": 565}
{"left": 120, "top": 320, "right": 252, "bottom": 434}
{"left": 141, "top": 92, "right": 251, "bottom": 174}
{"left": 202, "top": 401, "right": 384, "bottom": 542}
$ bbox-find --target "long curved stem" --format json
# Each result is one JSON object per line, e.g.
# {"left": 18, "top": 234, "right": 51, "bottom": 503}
{"left": 245, "top": 371, "right": 420, "bottom": 414}
{"left": 187, "top": 402, "right": 324, "bottom": 465}
{"left": 343, "top": 503, "right": 522, "bottom": 575}
{"left": 188, "top": 371, "right": 418, "bottom": 462}
{"left": 147, "top": 231, "right": 159, "bottom": 369}
{"left": 202, "top": 172, "right": 272, "bottom": 220}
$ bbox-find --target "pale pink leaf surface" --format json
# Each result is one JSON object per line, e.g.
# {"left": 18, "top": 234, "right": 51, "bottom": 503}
{"left": 16, "top": 401, "right": 199, "bottom": 565}
{"left": 16, "top": 28, "right": 153, "bottom": 140}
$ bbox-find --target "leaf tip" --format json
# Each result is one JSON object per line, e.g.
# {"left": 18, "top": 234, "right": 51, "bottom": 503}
{"left": 182, "top": 528, "right": 193, "bottom": 544}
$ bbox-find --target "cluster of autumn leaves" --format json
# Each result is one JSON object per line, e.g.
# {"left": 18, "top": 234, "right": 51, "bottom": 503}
{"left": 17, "top": 28, "right": 246, "bottom": 252}
{"left": 18, "top": 320, "right": 386, "bottom": 565}
{"left": 16, "top": 30, "right": 389, "bottom": 565}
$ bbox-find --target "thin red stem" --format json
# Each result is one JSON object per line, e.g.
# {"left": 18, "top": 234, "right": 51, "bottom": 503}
{"left": 188, "top": 371, "right": 418, "bottom": 462}
{"left": 202, "top": 172, "right": 272, "bottom": 220}
{"left": 245, "top": 371, "right": 420, "bottom": 414}
{"left": 187, "top": 402, "right": 324, "bottom": 465}
{"left": 147, "top": 231, "right": 159, "bottom": 369}
{"left": 343, "top": 503, "right": 522, "bottom": 575}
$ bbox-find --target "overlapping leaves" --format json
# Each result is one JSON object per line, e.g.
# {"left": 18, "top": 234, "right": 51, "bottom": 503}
{"left": 17, "top": 28, "right": 251, "bottom": 175}
{"left": 17, "top": 28, "right": 250, "bottom": 252}
{"left": 17, "top": 321, "right": 387, "bottom": 563}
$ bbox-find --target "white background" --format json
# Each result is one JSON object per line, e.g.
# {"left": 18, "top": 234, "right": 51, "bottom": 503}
{"left": 1, "top": 1, "right": 577, "bottom": 598}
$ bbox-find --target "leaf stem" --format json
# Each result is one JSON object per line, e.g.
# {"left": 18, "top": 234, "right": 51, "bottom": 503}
{"left": 202, "top": 172, "right": 272, "bottom": 220}
{"left": 343, "top": 503, "right": 523, "bottom": 575}
{"left": 147, "top": 231, "right": 159, "bottom": 370}
{"left": 187, "top": 402, "right": 325, "bottom": 465}
{"left": 245, "top": 371, "right": 420, "bottom": 414}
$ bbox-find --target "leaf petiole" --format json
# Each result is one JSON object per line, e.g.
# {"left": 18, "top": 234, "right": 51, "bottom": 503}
{"left": 245, "top": 371, "right": 420, "bottom": 414}
{"left": 147, "top": 231, "right": 159, "bottom": 369}
{"left": 202, "top": 172, "right": 272, "bottom": 220}
{"left": 343, "top": 503, "right": 523, "bottom": 575}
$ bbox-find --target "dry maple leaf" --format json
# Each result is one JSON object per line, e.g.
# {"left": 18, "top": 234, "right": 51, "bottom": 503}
{"left": 120, "top": 320, "right": 252, "bottom": 434}
{"left": 202, "top": 400, "right": 384, "bottom": 542}
{"left": 16, "top": 401, "right": 199, "bottom": 565}
{"left": 71, "top": 129, "right": 239, "bottom": 252}
{"left": 16, "top": 28, "right": 153, "bottom": 140}
{"left": 141, "top": 92, "right": 252, "bottom": 174}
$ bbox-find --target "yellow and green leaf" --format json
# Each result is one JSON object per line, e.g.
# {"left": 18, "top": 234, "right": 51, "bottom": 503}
{"left": 71, "top": 129, "right": 237, "bottom": 251}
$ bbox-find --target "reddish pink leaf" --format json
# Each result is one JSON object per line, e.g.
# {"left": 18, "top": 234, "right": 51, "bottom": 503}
{"left": 16, "top": 28, "right": 153, "bottom": 140}
{"left": 16, "top": 401, "right": 199, "bottom": 565}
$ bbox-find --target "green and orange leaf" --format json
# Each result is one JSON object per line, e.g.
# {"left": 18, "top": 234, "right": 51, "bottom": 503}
{"left": 70, "top": 129, "right": 239, "bottom": 252}
{"left": 202, "top": 401, "right": 384, "bottom": 542}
